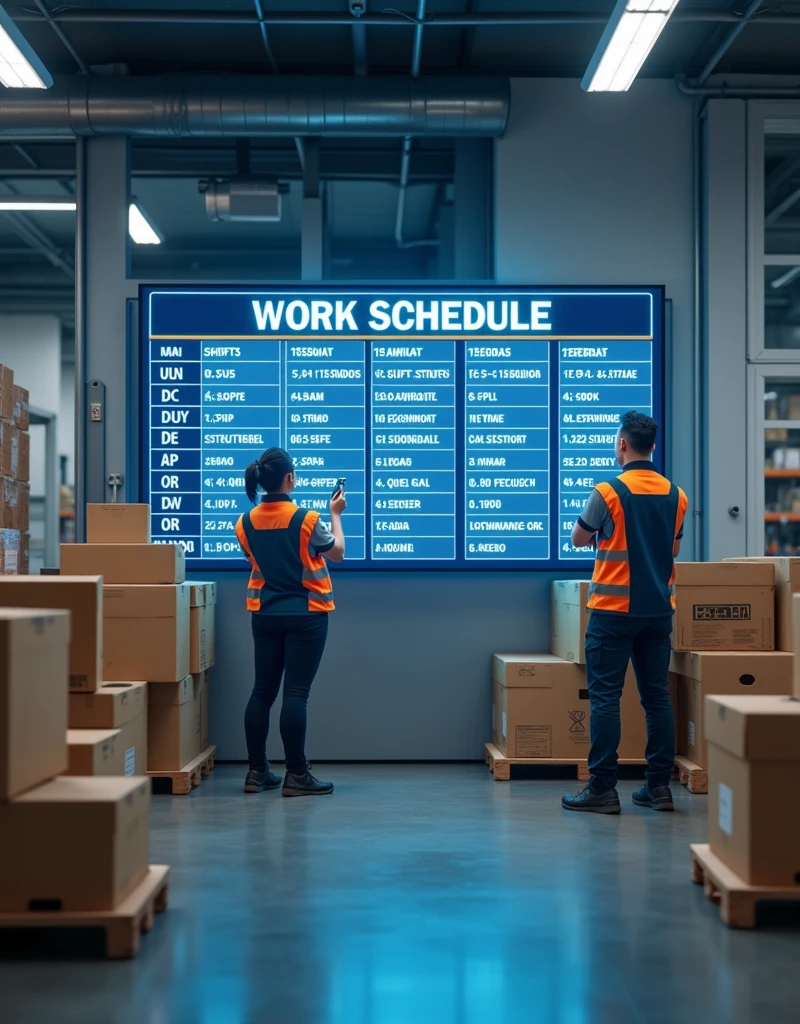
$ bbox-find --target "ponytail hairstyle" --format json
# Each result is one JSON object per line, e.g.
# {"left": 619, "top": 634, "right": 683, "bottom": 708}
{"left": 245, "top": 447, "right": 294, "bottom": 504}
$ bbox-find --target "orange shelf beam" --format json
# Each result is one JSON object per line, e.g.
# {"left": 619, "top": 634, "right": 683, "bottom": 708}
{"left": 765, "top": 469, "right": 800, "bottom": 478}
{"left": 765, "top": 512, "right": 800, "bottom": 522}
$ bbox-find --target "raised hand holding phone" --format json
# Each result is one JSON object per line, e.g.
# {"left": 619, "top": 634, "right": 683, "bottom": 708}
{"left": 330, "top": 477, "right": 347, "bottom": 516}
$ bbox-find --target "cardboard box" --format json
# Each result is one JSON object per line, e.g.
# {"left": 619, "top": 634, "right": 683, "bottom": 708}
{"left": 103, "top": 584, "right": 190, "bottom": 682}
{"left": 60, "top": 542, "right": 185, "bottom": 584}
{"left": 201, "top": 675, "right": 210, "bottom": 748}
{"left": 66, "top": 728, "right": 124, "bottom": 776}
{"left": 0, "top": 364, "right": 13, "bottom": 422}
{"left": 190, "top": 581, "right": 217, "bottom": 673}
{"left": 148, "top": 675, "right": 201, "bottom": 770}
{"left": 0, "top": 609, "right": 70, "bottom": 801}
{"left": 671, "top": 651, "right": 793, "bottom": 768}
{"left": 1, "top": 477, "right": 18, "bottom": 530}
{"left": 726, "top": 557, "right": 800, "bottom": 651}
{"left": 18, "top": 482, "right": 29, "bottom": 533}
{"left": 69, "top": 681, "right": 148, "bottom": 776}
{"left": 0, "top": 529, "right": 19, "bottom": 574}
{"left": 12, "top": 385, "right": 29, "bottom": 431}
{"left": 550, "top": 580, "right": 590, "bottom": 664}
{"left": 706, "top": 694, "right": 800, "bottom": 886}
{"left": 16, "top": 429, "right": 29, "bottom": 483}
{"left": 19, "top": 532, "right": 29, "bottom": 575}
{"left": 87, "top": 504, "right": 151, "bottom": 544}
{"left": 0, "top": 576, "right": 103, "bottom": 692}
{"left": 0, "top": 423, "right": 14, "bottom": 482}
{"left": 672, "top": 562, "right": 775, "bottom": 652}
{"left": 0, "top": 776, "right": 150, "bottom": 912}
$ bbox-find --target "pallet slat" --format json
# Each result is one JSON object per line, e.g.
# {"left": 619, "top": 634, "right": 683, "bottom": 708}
{"left": 690, "top": 844, "right": 800, "bottom": 929}
{"left": 675, "top": 755, "right": 708, "bottom": 794}
{"left": 485, "top": 742, "right": 645, "bottom": 782}
{"left": 148, "top": 744, "right": 216, "bottom": 795}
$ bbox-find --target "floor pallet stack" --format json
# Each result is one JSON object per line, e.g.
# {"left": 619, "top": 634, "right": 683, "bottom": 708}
{"left": 60, "top": 503, "right": 217, "bottom": 795}
{"left": 0, "top": 363, "right": 30, "bottom": 575}
{"left": 0, "top": 606, "right": 168, "bottom": 959}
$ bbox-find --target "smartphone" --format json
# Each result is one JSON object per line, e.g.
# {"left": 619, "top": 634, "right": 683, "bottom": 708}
{"left": 332, "top": 477, "right": 346, "bottom": 497}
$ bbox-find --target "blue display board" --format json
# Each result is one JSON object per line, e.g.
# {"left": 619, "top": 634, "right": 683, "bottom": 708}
{"left": 140, "top": 286, "right": 664, "bottom": 570}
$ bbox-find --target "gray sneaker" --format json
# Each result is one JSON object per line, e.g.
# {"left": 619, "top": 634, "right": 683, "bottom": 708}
{"left": 632, "top": 783, "right": 674, "bottom": 811}
{"left": 561, "top": 784, "right": 621, "bottom": 814}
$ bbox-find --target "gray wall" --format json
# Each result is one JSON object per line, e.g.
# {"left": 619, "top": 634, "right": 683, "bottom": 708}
{"left": 209, "top": 78, "right": 696, "bottom": 761}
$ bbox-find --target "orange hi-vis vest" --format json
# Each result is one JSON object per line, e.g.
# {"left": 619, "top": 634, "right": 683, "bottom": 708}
{"left": 235, "top": 498, "right": 334, "bottom": 614}
{"left": 587, "top": 464, "right": 688, "bottom": 616}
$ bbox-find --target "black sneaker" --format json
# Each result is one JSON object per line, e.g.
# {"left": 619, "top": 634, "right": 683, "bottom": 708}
{"left": 562, "top": 784, "right": 621, "bottom": 814}
{"left": 243, "top": 768, "right": 282, "bottom": 793}
{"left": 632, "top": 783, "right": 674, "bottom": 812}
{"left": 282, "top": 767, "right": 334, "bottom": 797}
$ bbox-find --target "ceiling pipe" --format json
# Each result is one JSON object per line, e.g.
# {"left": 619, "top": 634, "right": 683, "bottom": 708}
{"left": 692, "top": 0, "right": 764, "bottom": 87}
{"left": 0, "top": 75, "right": 510, "bottom": 138}
{"left": 677, "top": 77, "right": 800, "bottom": 98}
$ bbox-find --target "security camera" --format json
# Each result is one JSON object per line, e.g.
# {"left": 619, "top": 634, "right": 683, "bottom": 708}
{"left": 349, "top": 0, "right": 366, "bottom": 15}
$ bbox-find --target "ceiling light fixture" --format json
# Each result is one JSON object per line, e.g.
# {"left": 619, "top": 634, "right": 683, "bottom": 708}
{"left": 129, "top": 202, "right": 162, "bottom": 245}
{"left": 582, "top": 0, "right": 680, "bottom": 93}
{"left": 0, "top": 4, "right": 53, "bottom": 89}
{"left": 0, "top": 197, "right": 75, "bottom": 211}
{"left": 770, "top": 266, "right": 800, "bottom": 290}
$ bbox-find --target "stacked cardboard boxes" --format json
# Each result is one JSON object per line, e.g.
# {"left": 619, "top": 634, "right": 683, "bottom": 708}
{"left": 0, "top": 364, "right": 30, "bottom": 575}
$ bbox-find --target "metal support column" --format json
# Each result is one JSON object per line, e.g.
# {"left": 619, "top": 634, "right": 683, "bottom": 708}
{"left": 299, "top": 138, "right": 323, "bottom": 281}
{"left": 454, "top": 138, "right": 492, "bottom": 280}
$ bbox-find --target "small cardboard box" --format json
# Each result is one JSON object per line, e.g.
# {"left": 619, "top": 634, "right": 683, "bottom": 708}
{"left": 60, "top": 542, "right": 185, "bottom": 584}
{"left": 0, "top": 576, "right": 103, "bottom": 692}
{"left": 706, "top": 694, "right": 800, "bottom": 886}
{"left": 672, "top": 562, "right": 775, "bottom": 652}
{"left": 189, "top": 581, "right": 217, "bottom": 673}
{"left": 0, "top": 529, "right": 19, "bottom": 574}
{"left": 148, "top": 675, "right": 201, "bottom": 771}
{"left": 1, "top": 477, "right": 18, "bottom": 530}
{"left": 19, "top": 533, "right": 29, "bottom": 575}
{"left": 0, "top": 609, "right": 70, "bottom": 801}
{"left": 12, "top": 385, "right": 29, "bottom": 431}
{"left": 550, "top": 580, "right": 590, "bottom": 664}
{"left": 0, "top": 422, "right": 13, "bottom": 480}
{"left": 103, "top": 584, "right": 190, "bottom": 683}
{"left": 0, "top": 364, "right": 13, "bottom": 422}
{"left": 0, "top": 776, "right": 150, "bottom": 912}
{"left": 671, "top": 650, "right": 793, "bottom": 768}
{"left": 66, "top": 728, "right": 124, "bottom": 776}
{"left": 16, "top": 429, "right": 29, "bottom": 483}
{"left": 87, "top": 504, "right": 151, "bottom": 545}
{"left": 69, "top": 681, "right": 148, "bottom": 777}
{"left": 726, "top": 557, "right": 800, "bottom": 651}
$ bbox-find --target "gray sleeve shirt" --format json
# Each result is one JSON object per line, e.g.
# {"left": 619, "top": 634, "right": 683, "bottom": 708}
{"left": 577, "top": 487, "right": 684, "bottom": 541}
{"left": 310, "top": 517, "right": 336, "bottom": 555}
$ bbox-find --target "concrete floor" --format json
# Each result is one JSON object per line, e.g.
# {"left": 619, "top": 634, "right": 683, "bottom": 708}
{"left": 2, "top": 764, "right": 800, "bottom": 1023}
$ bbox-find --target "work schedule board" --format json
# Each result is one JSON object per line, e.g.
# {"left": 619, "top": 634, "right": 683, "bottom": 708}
{"left": 140, "top": 286, "right": 664, "bottom": 570}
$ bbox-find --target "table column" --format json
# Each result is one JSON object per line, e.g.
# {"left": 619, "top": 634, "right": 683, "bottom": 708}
{"left": 199, "top": 339, "right": 282, "bottom": 560}
{"left": 149, "top": 340, "right": 201, "bottom": 558}
{"left": 558, "top": 340, "right": 653, "bottom": 559}
{"left": 285, "top": 341, "right": 366, "bottom": 560}
{"left": 371, "top": 341, "right": 456, "bottom": 560}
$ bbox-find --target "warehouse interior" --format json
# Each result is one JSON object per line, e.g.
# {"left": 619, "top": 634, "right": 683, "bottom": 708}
{"left": 2, "top": 2, "right": 800, "bottom": 1022}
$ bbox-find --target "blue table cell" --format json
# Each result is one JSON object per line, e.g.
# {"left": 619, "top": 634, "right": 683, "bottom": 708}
{"left": 465, "top": 427, "right": 548, "bottom": 450}
{"left": 372, "top": 385, "right": 455, "bottom": 406}
{"left": 559, "top": 543, "right": 595, "bottom": 560}
{"left": 152, "top": 513, "right": 201, "bottom": 538}
{"left": 288, "top": 406, "right": 365, "bottom": 429}
{"left": 466, "top": 366, "right": 547, "bottom": 384}
{"left": 201, "top": 364, "right": 280, "bottom": 386}
{"left": 373, "top": 492, "right": 454, "bottom": 515}
{"left": 372, "top": 365, "right": 454, "bottom": 385}
{"left": 466, "top": 449, "right": 549, "bottom": 472}
{"left": 152, "top": 406, "right": 200, "bottom": 429}
{"left": 560, "top": 475, "right": 603, "bottom": 491}
{"left": 374, "top": 513, "right": 455, "bottom": 533}
{"left": 466, "top": 341, "right": 550, "bottom": 362}
{"left": 151, "top": 448, "right": 200, "bottom": 471}
{"left": 201, "top": 473, "right": 247, "bottom": 490}
{"left": 560, "top": 429, "right": 619, "bottom": 448}
{"left": 559, "top": 340, "right": 655, "bottom": 362}
{"left": 203, "top": 384, "right": 281, "bottom": 405}
{"left": 374, "top": 406, "right": 456, "bottom": 429}
{"left": 202, "top": 538, "right": 244, "bottom": 557}
{"left": 151, "top": 492, "right": 200, "bottom": 516}
{"left": 371, "top": 341, "right": 455, "bottom": 361}
{"left": 466, "top": 473, "right": 547, "bottom": 493}
{"left": 151, "top": 470, "right": 200, "bottom": 494}
{"left": 372, "top": 470, "right": 456, "bottom": 494}
{"left": 560, "top": 410, "right": 624, "bottom": 428}
{"left": 285, "top": 428, "right": 366, "bottom": 450}
{"left": 287, "top": 341, "right": 366, "bottom": 361}
{"left": 153, "top": 363, "right": 202, "bottom": 385}
{"left": 294, "top": 491, "right": 366, "bottom": 516}
{"left": 201, "top": 341, "right": 279, "bottom": 361}
{"left": 201, "top": 407, "right": 281, "bottom": 429}
{"left": 465, "top": 536, "right": 550, "bottom": 560}
{"left": 560, "top": 454, "right": 619, "bottom": 472}
{"left": 151, "top": 534, "right": 201, "bottom": 558}
{"left": 339, "top": 536, "right": 366, "bottom": 561}
{"left": 291, "top": 449, "right": 366, "bottom": 471}
{"left": 466, "top": 493, "right": 549, "bottom": 515}
{"left": 288, "top": 363, "right": 365, "bottom": 383}
{"left": 203, "top": 429, "right": 281, "bottom": 451}
{"left": 467, "top": 515, "right": 548, "bottom": 537}
{"left": 373, "top": 428, "right": 455, "bottom": 449}
{"left": 560, "top": 385, "right": 652, "bottom": 407}
{"left": 201, "top": 513, "right": 241, "bottom": 532}
{"left": 202, "top": 452, "right": 261, "bottom": 471}
{"left": 151, "top": 383, "right": 201, "bottom": 408}
{"left": 560, "top": 362, "right": 652, "bottom": 386}
{"left": 201, "top": 493, "right": 252, "bottom": 514}
{"left": 151, "top": 427, "right": 200, "bottom": 451}
{"left": 373, "top": 450, "right": 455, "bottom": 473}
{"left": 293, "top": 470, "right": 366, "bottom": 492}
{"left": 465, "top": 406, "right": 549, "bottom": 430}
{"left": 465, "top": 384, "right": 548, "bottom": 406}
{"left": 287, "top": 385, "right": 365, "bottom": 406}
{"left": 373, "top": 536, "right": 456, "bottom": 560}
{"left": 151, "top": 340, "right": 200, "bottom": 361}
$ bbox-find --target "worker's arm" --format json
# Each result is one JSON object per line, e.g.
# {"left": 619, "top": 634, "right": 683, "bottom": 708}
{"left": 325, "top": 490, "right": 347, "bottom": 563}
{"left": 572, "top": 488, "right": 609, "bottom": 551}
{"left": 572, "top": 522, "right": 597, "bottom": 549}
{"left": 673, "top": 538, "right": 681, "bottom": 558}
{"left": 235, "top": 517, "right": 254, "bottom": 564}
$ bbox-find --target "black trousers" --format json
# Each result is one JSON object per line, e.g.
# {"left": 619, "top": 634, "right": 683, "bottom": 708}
{"left": 244, "top": 613, "right": 329, "bottom": 775}
{"left": 585, "top": 612, "right": 675, "bottom": 790}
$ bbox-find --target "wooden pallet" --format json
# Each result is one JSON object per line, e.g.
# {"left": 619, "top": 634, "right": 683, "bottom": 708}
{"left": 484, "top": 742, "right": 646, "bottom": 782}
{"left": 148, "top": 744, "right": 217, "bottom": 795}
{"left": 675, "top": 755, "right": 708, "bottom": 794}
{"left": 690, "top": 844, "right": 800, "bottom": 928}
{"left": 0, "top": 865, "right": 169, "bottom": 959}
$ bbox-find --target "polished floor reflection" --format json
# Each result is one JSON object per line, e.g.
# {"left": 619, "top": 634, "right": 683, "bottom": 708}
{"left": 3, "top": 764, "right": 800, "bottom": 1023}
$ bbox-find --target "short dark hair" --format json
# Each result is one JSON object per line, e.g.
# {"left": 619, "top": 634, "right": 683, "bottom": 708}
{"left": 619, "top": 410, "right": 657, "bottom": 454}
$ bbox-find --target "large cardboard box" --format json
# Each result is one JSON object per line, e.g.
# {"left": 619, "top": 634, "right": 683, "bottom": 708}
{"left": 1, "top": 477, "right": 18, "bottom": 530}
{"left": 87, "top": 504, "right": 151, "bottom": 544}
{"left": 0, "top": 422, "right": 13, "bottom": 479}
{"left": 0, "top": 528, "right": 19, "bottom": 574}
{"left": 0, "top": 776, "right": 150, "bottom": 912}
{"left": 16, "top": 429, "right": 29, "bottom": 483}
{"left": 103, "top": 584, "right": 190, "bottom": 683}
{"left": 0, "top": 364, "right": 13, "bottom": 422}
{"left": 671, "top": 650, "right": 793, "bottom": 768}
{"left": 0, "top": 609, "right": 70, "bottom": 801}
{"left": 550, "top": 580, "right": 590, "bottom": 664}
{"left": 148, "top": 675, "right": 201, "bottom": 771}
{"left": 0, "top": 576, "right": 103, "bottom": 692}
{"left": 706, "top": 694, "right": 800, "bottom": 886}
{"left": 60, "top": 542, "right": 185, "bottom": 584}
{"left": 193, "top": 670, "right": 210, "bottom": 749}
{"left": 66, "top": 728, "right": 124, "bottom": 776}
{"left": 790, "top": 594, "right": 800, "bottom": 698}
{"left": 69, "top": 681, "right": 148, "bottom": 777}
{"left": 189, "top": 581, "right": 217, "bottom": 673}
{"left": 12, "top": 385, "right": 29, "bottom": 431}
{"left": 672, "top": 562, "right": 775, "bottom": 652}
{"left": 726, "top": 557, "right": 800, "bottom": 651}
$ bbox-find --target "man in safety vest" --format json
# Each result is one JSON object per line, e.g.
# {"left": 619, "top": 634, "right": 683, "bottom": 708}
{"left": 562, "top": 410, "right": 688, "bottom": 815}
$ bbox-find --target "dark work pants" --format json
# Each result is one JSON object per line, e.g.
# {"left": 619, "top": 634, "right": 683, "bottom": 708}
{"left": 244, "top": 613, "right": 329, "bottom": 775}
{"left": 585, "top": 612, "right": 674, "bottom": 791}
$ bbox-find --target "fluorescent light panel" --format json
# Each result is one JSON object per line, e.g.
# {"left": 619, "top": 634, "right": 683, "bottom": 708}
{"left": 582, "top": 1, "right": 680, "bottom": 93}
{"left": 129, "top": 202, "right": 162, "bottom": 245}
{"left": 0, "top": 198, "right": 76, "bottom": 211}
{"left": 0, "top": 4, "right": 52, "bottom": 89}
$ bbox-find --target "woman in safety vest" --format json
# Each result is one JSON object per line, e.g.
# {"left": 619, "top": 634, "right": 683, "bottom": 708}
{"left": 236, "top": 447, "right": 346, "bottom": 796}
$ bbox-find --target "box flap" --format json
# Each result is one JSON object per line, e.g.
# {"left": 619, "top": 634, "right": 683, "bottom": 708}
{"left": 0, "top": 608, "right": 70, "bottom": 653}
{"left": 148, "top": 676, "right": 193, "bottom": 707}
{"left": 67, "top": 728, "right": 121, "bottom": 747}
{"left": 103, "top": 583, "right": 190, "bottom": 619}
{"left": 675, "top": 561, "right": 775, "bottom": 587}
{"left": 493, "top": 653, "right": 584, "bottom": 689}
{"left": 670, "top": 650, "right": 792, "bottom": 686}
{"left": 705, "top": 694, "right": 800, "bottom": 760}
{"left": 69, "top": 680, "right": 147, "bottom": 728}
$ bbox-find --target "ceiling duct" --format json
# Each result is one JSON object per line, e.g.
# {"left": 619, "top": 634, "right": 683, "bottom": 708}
{"left": 0, "top": 75, "right": 510, "bottom": 138}
{"left": 200, "top": 178, "right": 284, "bottom": 222}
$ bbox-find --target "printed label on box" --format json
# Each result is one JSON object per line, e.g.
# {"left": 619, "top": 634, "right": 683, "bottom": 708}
{"left": 5, "top": 550, "right": 17, "bottom": 574}
{"left": 516, "top": 724, "right": 551, "bottom": 758}
{"left": 501, "top": 711, "right": 507, "bottom": 739}
{"left": 718, "top": 782, "right": 733, "bottom": 837}
{"left": 125, "top": 747, "right": 136, "bottom": 776}
{"left": 688, "top": 721, "right": 695, "bottom": 748}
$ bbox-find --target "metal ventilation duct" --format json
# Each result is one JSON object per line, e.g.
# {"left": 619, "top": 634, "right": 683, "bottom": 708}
{"left": 0, "top": 75, "right": 510, "bottom": 138}
{"left": 202, "top": 179, "right": 282, "bottom": 222}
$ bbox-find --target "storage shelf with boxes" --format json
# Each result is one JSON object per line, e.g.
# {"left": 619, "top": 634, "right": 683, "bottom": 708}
{"left": 0, "top": 363, "right": 30, "bottom": 575}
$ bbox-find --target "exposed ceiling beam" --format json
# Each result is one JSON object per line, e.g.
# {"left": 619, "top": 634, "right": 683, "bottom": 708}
{"left": 33, "top": 0, "right": 88, "bottom": 75}
{"left": 252, "top": 0, "right": 279, "bottom": 75}
{"left": 692, "top": 0, "right": 765, "bottom": 87}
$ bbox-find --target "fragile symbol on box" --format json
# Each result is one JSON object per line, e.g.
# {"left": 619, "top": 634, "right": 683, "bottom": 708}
{"left": 693, "top": 605, "right": 751, "bottom": 621}
{"left": 568, "top": 709, "right": 586, "bottom": 733}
